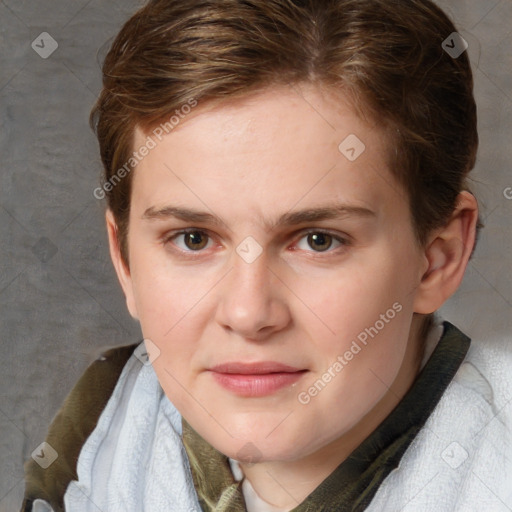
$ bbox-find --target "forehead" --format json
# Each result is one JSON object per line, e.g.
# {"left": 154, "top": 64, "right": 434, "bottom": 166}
{"left": 130, "top": 83, "right": 407, "bottom": 224}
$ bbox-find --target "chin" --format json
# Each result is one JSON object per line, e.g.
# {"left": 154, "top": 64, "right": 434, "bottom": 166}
{"left": 188, "top": 405, "right": 329, "bottom": 463}
{"left": 210, "top": 430, "right": 312, "bottom": 465}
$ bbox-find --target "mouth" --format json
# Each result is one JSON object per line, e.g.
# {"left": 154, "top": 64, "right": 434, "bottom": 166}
{"left": 208, "top": 362, "right": 308, "bottom": 397}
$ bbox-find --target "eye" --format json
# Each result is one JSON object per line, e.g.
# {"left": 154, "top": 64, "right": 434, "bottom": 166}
{"left": 165, "top": 229, "right": 213, "bottom": 252}
{"left": 295, "top": 230, "right": 347, "bottom": 253}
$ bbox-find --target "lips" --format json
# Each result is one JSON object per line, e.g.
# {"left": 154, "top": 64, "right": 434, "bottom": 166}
{"left": 209, "top": 361, "right": 307, "bottom": 397}
{"left": 210, "top": 361, "right": 303, "bottom": 374}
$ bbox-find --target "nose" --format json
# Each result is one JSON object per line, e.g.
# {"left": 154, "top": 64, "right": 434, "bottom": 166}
{"left": 214, "top": 246, "right": 291, "bottom": 341}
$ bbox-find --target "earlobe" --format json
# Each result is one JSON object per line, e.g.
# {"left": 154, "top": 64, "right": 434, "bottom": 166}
{"left": 105, "top": 210, "right": 139, "bottom": 320}
{"left": 413, "top": 191, "right": 479, "bottom": 314}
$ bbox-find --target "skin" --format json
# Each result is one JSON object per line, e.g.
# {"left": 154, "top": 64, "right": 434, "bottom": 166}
{"left": 107, "top": 82, "right": 478, "bottom": 509}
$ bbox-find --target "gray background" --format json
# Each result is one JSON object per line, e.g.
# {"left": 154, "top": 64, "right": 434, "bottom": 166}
{"left": 1, "top": 0, "right": 511, "bottom": 509}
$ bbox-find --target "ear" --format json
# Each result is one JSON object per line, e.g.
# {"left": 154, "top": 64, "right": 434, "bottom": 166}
{"left": 106, "top": 210, "right": 139, "bottom": 319}
{"left": 413, "top": 191, "right": 479, "bottom": 314}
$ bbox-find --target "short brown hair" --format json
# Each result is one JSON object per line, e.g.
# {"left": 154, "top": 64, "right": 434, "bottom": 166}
{"left": 91, "top": 0, "right": 482, "bottom": 270}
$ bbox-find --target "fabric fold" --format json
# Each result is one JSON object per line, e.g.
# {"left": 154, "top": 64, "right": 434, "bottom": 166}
{"left": 63, "top": 354, "right": 202, "bottom": 512}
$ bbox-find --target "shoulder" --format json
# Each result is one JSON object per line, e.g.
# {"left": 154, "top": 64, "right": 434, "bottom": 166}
{"left": 21, "top": 343, "right": 139, "bottom": 512}
{"left": 370, "top": 328, "right": 512, "bottom": 510}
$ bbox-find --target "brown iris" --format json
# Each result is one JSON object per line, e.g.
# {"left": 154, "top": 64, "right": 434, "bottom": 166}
{"left": 307, "top": 232, "right": 332, "bottom": 252}
{"left": 184, "top": 231, "right": 209, "bottom": 250}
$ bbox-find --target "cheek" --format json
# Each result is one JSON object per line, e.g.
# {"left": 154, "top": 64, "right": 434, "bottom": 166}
{"left": 295, "top": 253, "right": 413, "bottom": 342}
{"left": 138, "top": 287, "right": 204, "bottom": 416}
{"left": 295, "top": 308, "right": 412, "bottom": 445}
{"left": 128, "top": 258, "right": 209, "bottom": 404}
{"left": 291, "top": 246, "right": 416, "bottom": 407}
{"left": 130, "top": 251, "right": 207, "bottom": 337}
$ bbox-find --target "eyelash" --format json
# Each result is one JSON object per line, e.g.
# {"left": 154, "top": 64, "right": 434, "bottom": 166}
{"left": 161, "top": 228, "right": 350, "bottom": 258}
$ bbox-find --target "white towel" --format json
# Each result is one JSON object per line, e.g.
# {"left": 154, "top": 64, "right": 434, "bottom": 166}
{"left": 367, "top": 349, "right": 512, "bottom": 511}
{"left": 62, "top": 349, "right": 202, "bottom": 512}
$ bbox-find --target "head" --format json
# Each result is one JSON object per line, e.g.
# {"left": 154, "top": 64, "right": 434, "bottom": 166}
{"left": 90, "top": 0, "right": 481, "bottom": 464}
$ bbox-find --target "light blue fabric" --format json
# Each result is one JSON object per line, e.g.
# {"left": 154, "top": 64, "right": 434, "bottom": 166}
{"left": 366, "top": 353, "right": 512, "bottom": 511}
{"left": 62, "top": 345, "right": 202, "bottom": 512}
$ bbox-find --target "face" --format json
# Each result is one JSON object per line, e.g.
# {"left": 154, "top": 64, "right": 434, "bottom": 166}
{"left": 113, "top": 83, "right": 430, "bottom": 464}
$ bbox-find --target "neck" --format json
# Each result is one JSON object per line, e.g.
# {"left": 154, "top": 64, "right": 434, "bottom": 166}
{"left": 239, "top": 317, "right": 426, "bottom": 509}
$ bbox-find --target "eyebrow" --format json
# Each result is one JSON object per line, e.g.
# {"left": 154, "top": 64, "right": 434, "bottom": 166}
{"left": 141, "top": 203, "right": 376, "bottom": 230}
